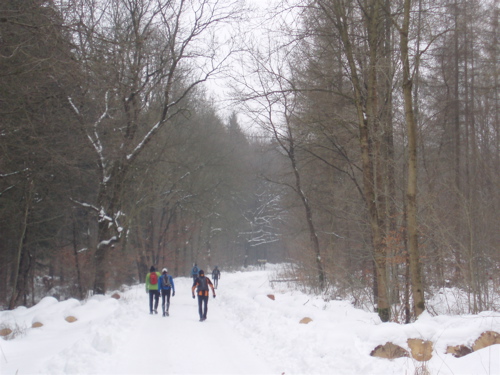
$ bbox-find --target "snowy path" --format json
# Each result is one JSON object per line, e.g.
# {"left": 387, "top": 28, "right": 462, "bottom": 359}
{"left": 2, "top": 265, "right": 500, "bottom": 375}
{"left": 100, "top": 278, "right": 274, "bottom": 375}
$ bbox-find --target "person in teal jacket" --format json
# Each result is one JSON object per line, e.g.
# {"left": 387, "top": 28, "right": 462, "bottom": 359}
{"left": 158, "top": 268, "right": 175, "bottom": 317}
{"left": 145, "top": 266, "right": 161, "bottom": 314}
{"left": 191, "top": 263, "right": 199, "bottom": 282}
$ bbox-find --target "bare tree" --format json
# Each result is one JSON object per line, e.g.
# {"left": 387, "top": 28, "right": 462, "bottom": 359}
{"left": 394, "top": 0, "right": 425, "bottom": 317}
{"left": 306, "top": 0, "right": 394, "bottom": 321}
{"left": 62, "top": 0, "right": 243, "bottom": 294}
{"left": 234, "top": 31, "right": 326, "bottom": 289}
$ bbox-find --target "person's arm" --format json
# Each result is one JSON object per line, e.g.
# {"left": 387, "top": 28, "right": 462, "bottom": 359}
{"left": 207, "top": 278, "right": 216, "bottom": 297}
{"left": 145, "top": 273, "right": 149, "bottom": 293}
{"left": 170, "top": 276, "right": 175, "bottom": 295}
{"left": 191, "top": 280, "right": 197, "bottom": 298}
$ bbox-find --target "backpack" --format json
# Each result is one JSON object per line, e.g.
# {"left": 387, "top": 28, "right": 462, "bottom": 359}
{"left": 162, "top": 275, "right": 171, "bottom": 288}
{"left": 198, "top": 276, "right": 208, "bottom": 291}
{"left": 150, "top": 272, "right": 158, "bottom": 285}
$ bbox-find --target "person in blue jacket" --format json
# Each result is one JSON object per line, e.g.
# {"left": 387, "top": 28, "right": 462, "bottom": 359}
{"left": 212, "top": 266, "right": 221, "bottom": 289}
{"left": 158, "top": 268, "right": 175, "bottom": 317}
{"left": 191, "top": 263, "right": 199, "bottom": 282}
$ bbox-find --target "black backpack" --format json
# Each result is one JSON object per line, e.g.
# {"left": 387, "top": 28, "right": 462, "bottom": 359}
{"left": 162, "top": 275, "right": 171, "bottom": 288}
{"left": 197, "top": 276, "right": 208, "bottom": 291}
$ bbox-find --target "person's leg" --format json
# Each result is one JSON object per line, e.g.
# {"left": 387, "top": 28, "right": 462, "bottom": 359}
{"left": 161, "top": 290, "right": 166, "bottom": 315}
{"left": 202, "top": 295, "right": 208, "bottom": 320}
{"left": 154, "top": 290, "right": 159, "bottom": 313}
{"left": 197, "top": 295, "right": 203, "bottom": 320}
{"left": 166, "top": 289, "right": 171, "bottom": 315}
{"left": 149, "top": 291, "right": 154, "bottom": 313}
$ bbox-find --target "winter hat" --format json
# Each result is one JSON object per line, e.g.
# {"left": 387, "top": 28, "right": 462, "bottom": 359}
{"left": 199, "top": 269, "right": 204, "bottom": 276}
{"left": 162, "top": 268, "right": 168, "bottom": 273}
{"left": 150, "top": 266, "right": 155, "bottom": 272}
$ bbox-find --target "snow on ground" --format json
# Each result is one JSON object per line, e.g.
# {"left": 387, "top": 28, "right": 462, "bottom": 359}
{"left": 1, "top": 264, "right": 499, "bottom": 374}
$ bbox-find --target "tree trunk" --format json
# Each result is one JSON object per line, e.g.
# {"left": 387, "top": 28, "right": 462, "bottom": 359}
{"left": 331, "top": 0, "right": 390, "bottom": 321}
{"left": 400, "top": 0, "right": 425, "bottom": 318}
{"left": 280, "top": 125, "right": 325, "bottom": 290}
{"left": 93, "top": 174, "right": 122, "bottom": 294}
{"left": 132, "top": 214, "right": 148, "bottom": 283}
{"left": 72, "top": 215, "right": 85, "bottom": 300}
{"left": 93, "top": 221, "right": 116, "bottom": 294}
{"left": 9, "top": 179, "right": 33, "bottom": 309}
{"left": 382, "top": 0, "right": 398, "bottom": 305}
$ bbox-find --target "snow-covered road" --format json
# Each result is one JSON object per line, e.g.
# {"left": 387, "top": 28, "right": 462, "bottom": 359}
{"left": 1, "top": 265, "right": 499, "bottom": 375}
{"left": 98, "top": 277, "right": 274, "bottom": 374}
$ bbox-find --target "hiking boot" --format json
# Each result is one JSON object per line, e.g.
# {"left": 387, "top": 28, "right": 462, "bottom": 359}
{"left": 150, "top": 311, "right": 153, "bottom": 315}
{"left": 166, "top": 311, "right": 170, "bottom": 316}
{"left": 154, "top": 310, "right": 158, "bottom": 314}
{"left": 162, "top": 312, "right": 166, "bottom": 317}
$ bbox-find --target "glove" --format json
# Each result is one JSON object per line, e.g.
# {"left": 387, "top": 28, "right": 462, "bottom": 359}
{"left": 172, "top": 292, "right": 175, "bottom": 297}
{"left": 213, "top": 294, "right": 216, "bottom": 298}
{"left": 192, "top": 295, "right": 195, "bottom": 299}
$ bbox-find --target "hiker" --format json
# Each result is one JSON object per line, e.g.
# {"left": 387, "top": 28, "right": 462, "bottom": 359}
{"left": 192, "top": 269, "right": 216, "bottom": 322}
{"left": 159, "top": 268, "right": 175, "bottom": 317}
{"left": 191, "top": 263, "right": 199, "bottom": 282}
{"left": 145, "top": 266, "right": 161, "bottom": 314}
{"left": 212, "top": 266, "right": 221, "bottom": 289}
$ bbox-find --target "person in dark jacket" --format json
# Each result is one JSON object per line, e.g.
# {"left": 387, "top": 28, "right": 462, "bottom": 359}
{"left": 158, "top": 268, "right": 175, "bottom": 317}
{"left": 212, "top": 266, "right": 221, "bottom": 289}
{"left": 191, "top": 270, "right": 216, "bottom": 321}
{"left": 145, "top": 266, "right": 161, "bottom": 314}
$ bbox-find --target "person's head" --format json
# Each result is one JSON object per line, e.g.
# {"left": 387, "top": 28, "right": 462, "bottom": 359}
{"left": 150, "top": 266, "right": 155, "bottom": 272}
{"left": 162, "top": 268, "right": 168, "bottom": 274}
{"left": 199, "top": 269, "right": 204, "bottom": 276}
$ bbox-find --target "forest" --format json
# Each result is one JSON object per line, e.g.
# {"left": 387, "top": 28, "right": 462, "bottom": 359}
{"left": 0, "top": 0, "right": 498, "bottom": 323}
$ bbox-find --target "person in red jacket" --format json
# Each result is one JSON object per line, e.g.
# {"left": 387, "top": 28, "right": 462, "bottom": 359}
{"left": 191, "top": 269, "right": 216, "bottom": 321}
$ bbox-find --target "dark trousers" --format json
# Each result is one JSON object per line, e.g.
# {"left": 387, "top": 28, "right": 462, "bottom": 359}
{"left": 197, "top": 295, "right": 209, "bottom": 319}
{"left": 149, "top": 290, "right": 159, "bottom": 312}
{"left": 161, "top": 289, "right": 171, "bottom": 313}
